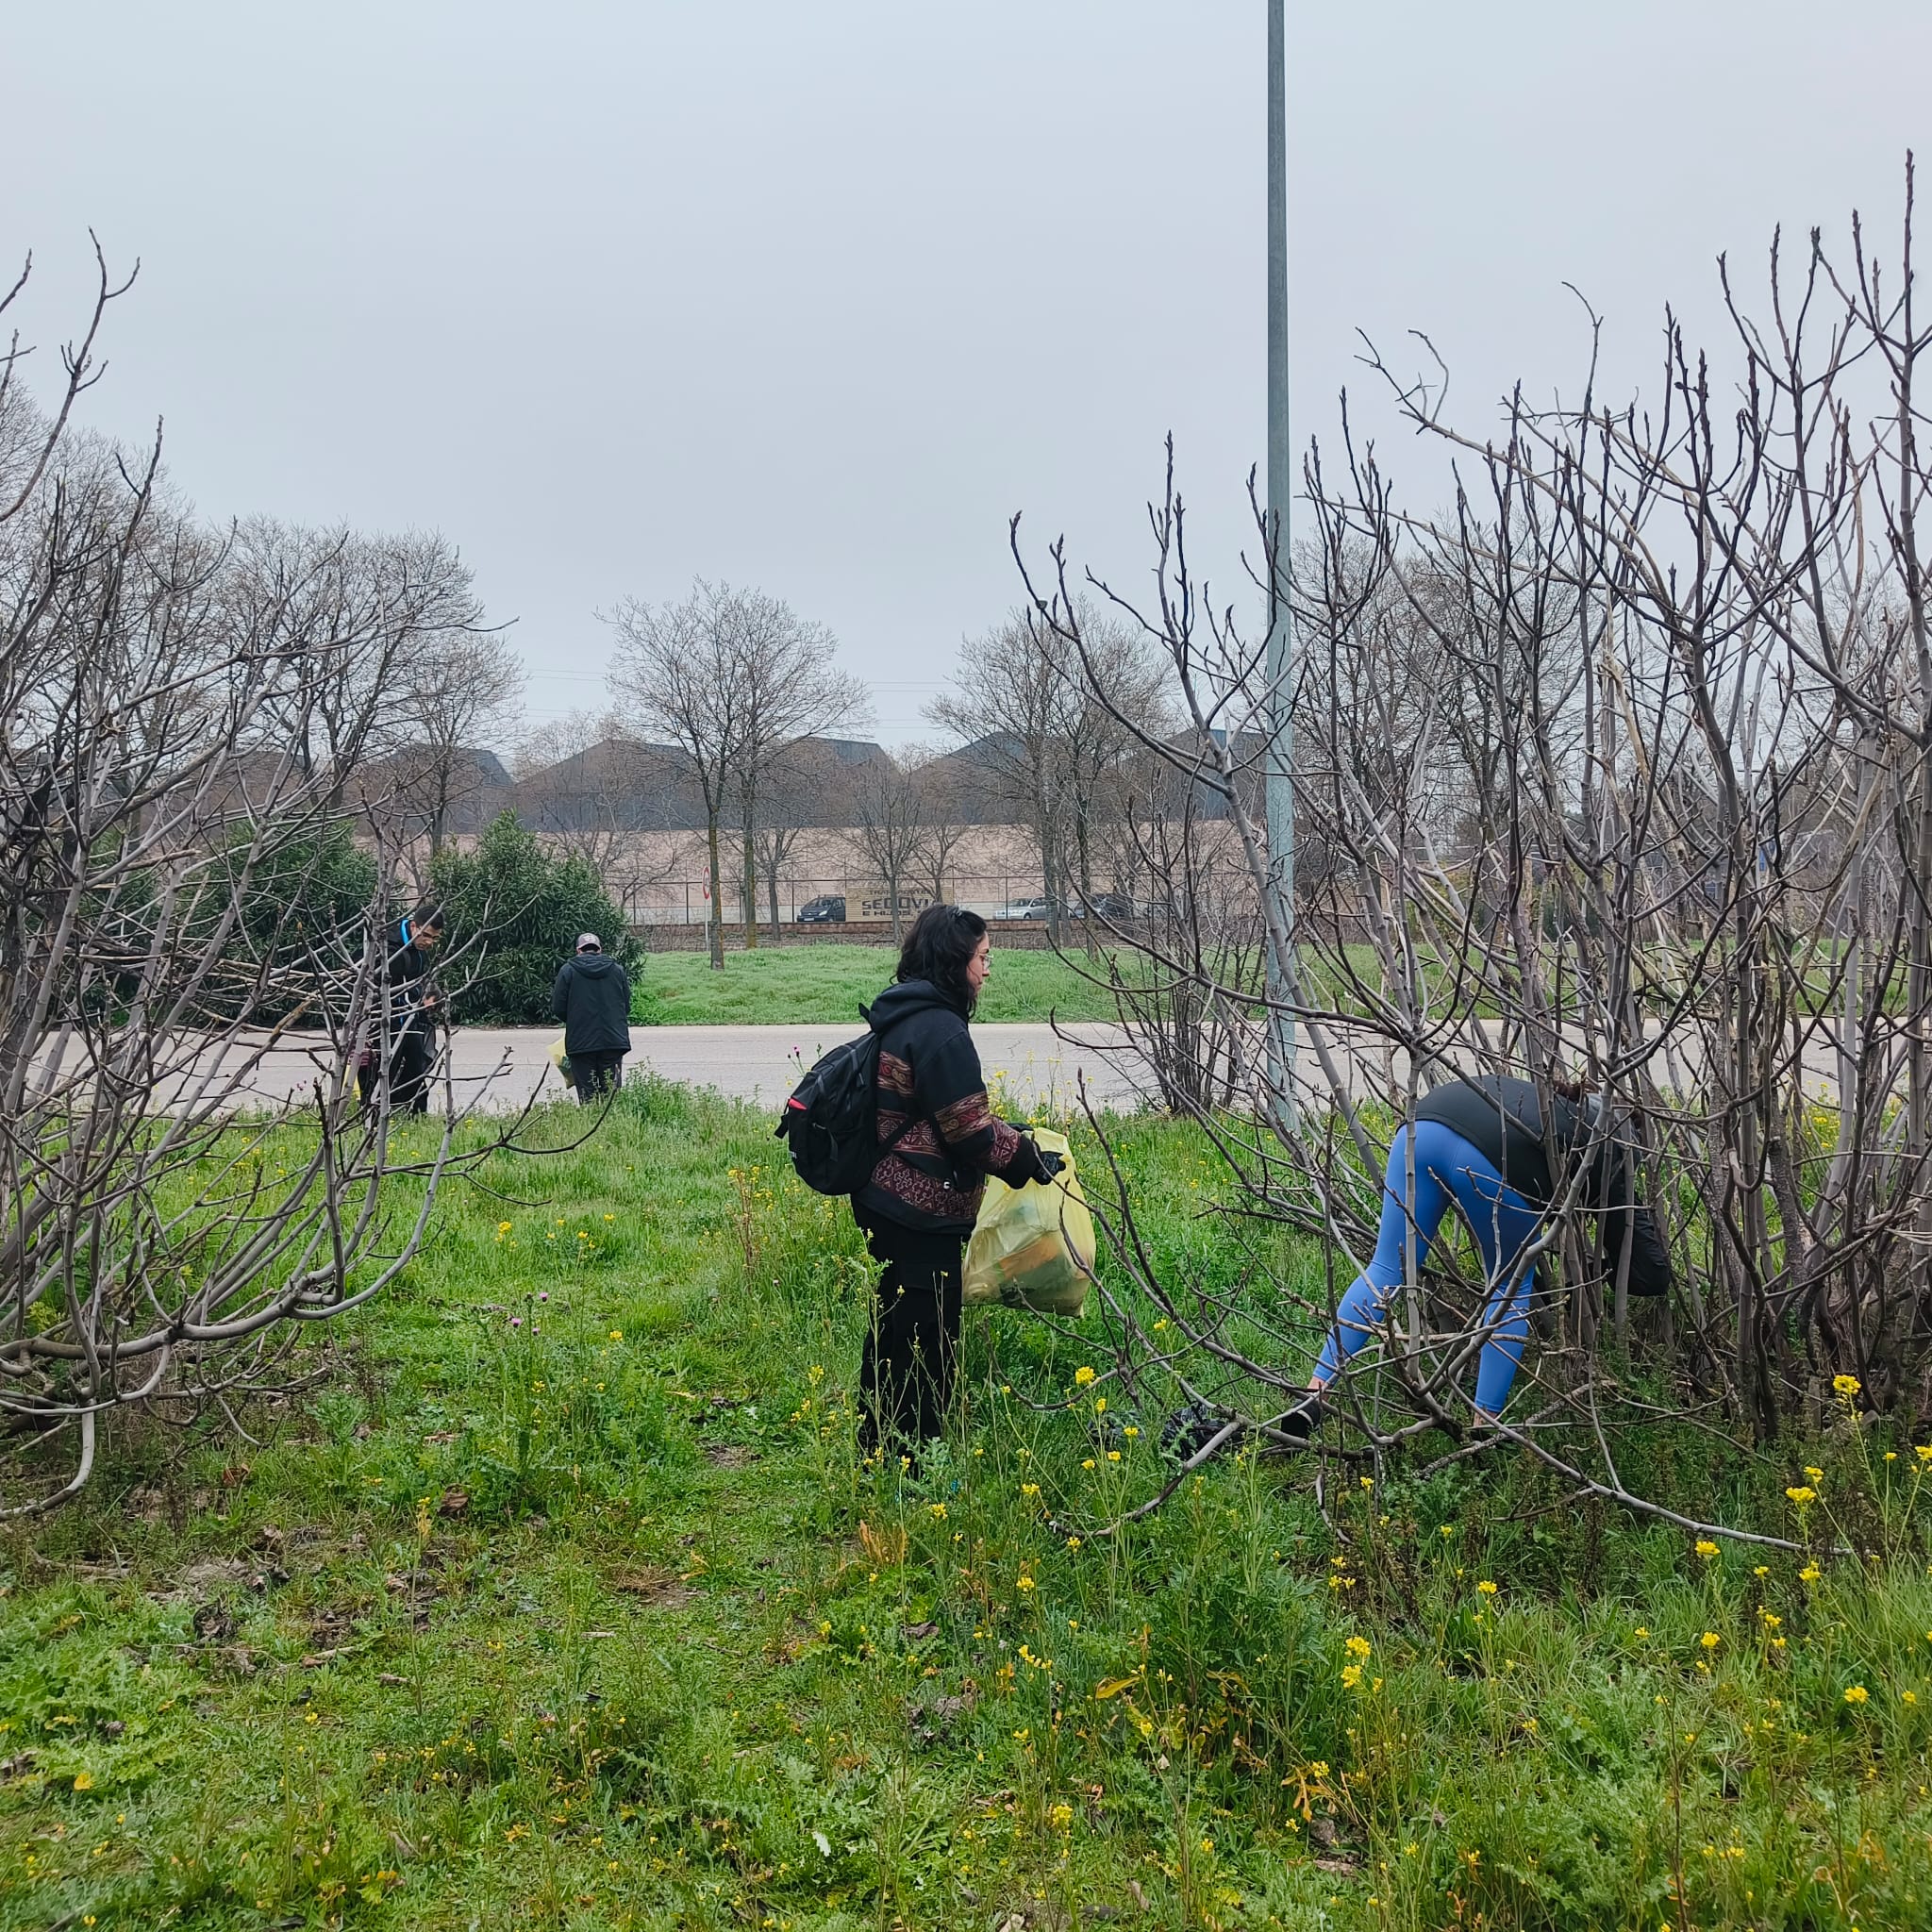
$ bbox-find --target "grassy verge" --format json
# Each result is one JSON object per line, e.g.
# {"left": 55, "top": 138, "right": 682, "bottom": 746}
{"left": 633, "top": 943, "right": 1124, "bottom": 1026}
{"left": 4, "top": 1091, "right": 1930, "bottom": 1930}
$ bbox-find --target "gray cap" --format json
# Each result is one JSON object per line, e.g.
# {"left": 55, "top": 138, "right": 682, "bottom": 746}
{"left": 575, "top": 932, "right": 601, "bottom": 953}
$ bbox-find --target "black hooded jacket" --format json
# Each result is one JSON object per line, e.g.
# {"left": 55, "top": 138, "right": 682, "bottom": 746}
{"left": 855, "top": 978, "right": 1036, "bottom": 1235}
{"left": 551, "top": 952, "right": 632, "bottom": 1055}
{"left": 379, "top": 920, "right": 437, "bottom": 1032}
{"left": 1416, "top": 1074, "right": 1674, "bottom": 1297}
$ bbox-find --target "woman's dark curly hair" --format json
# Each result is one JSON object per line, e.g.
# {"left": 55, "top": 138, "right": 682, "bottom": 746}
{"left": 896, "top": 904, "right": 989, "bottom": 1013}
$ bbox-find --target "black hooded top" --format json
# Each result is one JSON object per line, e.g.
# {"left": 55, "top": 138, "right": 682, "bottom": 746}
{"left": 1416, "top": 1074, "right": 1674, "bottom": 1297}
{"left": 856, "top": 978, "right": 1033, "bottom": 1235}
{"left": 380, "top": 919, "right": 437, "bottom": 1029}
{"left": 551, "top": 951, "right": 632, "bottom": 1055}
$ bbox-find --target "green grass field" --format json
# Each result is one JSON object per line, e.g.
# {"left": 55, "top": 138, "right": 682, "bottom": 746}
{"left": 633, "top": 942, "right": 1124, "bottom": 1026}
{"left": 5, "top": 1091, "right": 1931, "bottom": 1930}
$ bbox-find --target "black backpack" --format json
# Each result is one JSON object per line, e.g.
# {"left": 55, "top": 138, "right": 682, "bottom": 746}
{"left": 774, "top": 1009, "right": 914, "bottom": 1195}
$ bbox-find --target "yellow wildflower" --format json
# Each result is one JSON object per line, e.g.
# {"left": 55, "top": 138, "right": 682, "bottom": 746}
{"left": 1695, "top": 1540, "right": 1719, "bottom": 1559}
{"left": 1074, "top": 1366, "right": 1096, "bottom": 1387}
{"left": 1843, "top": 1685, "right": 1869, "bottom": 1706}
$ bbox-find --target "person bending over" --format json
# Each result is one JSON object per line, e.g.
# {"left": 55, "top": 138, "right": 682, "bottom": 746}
{"left": 851, "top": 905, "right": 1059, "bottom": 1463}
{"left": 1284, "top": 1074, "right": 1673, "bottom": 1437}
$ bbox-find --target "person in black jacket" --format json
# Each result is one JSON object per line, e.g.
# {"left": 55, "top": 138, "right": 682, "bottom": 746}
{"left": 1289, "top": 1073, "right": 1673, "bottom": 1434}
{"left": 551, "top": 933, "right": 632, "bottom": 1100}
{"left": 854, "top": 905, "right": 1060, "bottom": 1461}
{"left": 358, "top": 904, "right": 444, "bottom": 1114}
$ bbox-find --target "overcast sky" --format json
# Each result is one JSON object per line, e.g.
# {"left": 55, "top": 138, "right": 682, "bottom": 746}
{"left": 6, "top": 1, "right": 1925, "bottom": 745}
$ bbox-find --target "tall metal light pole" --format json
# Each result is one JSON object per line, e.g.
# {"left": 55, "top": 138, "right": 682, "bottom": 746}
{"left": 1263, "top": 0, "right": 1297, "bottom": 1130}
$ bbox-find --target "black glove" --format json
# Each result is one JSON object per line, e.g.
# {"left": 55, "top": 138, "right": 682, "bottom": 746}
{"left": 1009, "top": 1137, "right": 1065, "bottom": 1187}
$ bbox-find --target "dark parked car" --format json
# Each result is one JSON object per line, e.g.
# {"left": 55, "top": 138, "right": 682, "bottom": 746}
{"left": 796, "top": 894, "right": 846, "bottom": 924}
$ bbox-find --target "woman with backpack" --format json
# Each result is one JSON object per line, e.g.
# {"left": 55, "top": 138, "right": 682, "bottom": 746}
{"left": 849, "top": 905, "right": 1060, "bottom": 1463}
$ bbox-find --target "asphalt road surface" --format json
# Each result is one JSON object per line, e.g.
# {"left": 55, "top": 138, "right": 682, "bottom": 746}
{"left": 142, "top": 1014, "right": 1860, "bottom": 1122}
{"left": 203, "top": 1022, "right": 1152, "bottom": 1117}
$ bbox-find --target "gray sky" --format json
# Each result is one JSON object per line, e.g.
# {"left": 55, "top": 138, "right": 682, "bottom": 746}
{"left": 7, "top": 1, "right": 1925, "bottom": 743}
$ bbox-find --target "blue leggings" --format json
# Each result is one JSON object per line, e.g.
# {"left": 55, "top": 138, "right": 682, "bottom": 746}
{"left": 1313, "top": 1122, "right": 1543, "bottom": 1415}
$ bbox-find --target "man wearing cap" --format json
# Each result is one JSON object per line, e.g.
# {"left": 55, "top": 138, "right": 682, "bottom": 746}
{"left": 551, "top": 933, "right": 632, "bottom": 1101}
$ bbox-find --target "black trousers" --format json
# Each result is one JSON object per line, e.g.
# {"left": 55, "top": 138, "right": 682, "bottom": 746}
{"left": 855, "top": 1209, "right": 966, "bottom": 1458}
{"left": 358, "top": 1018, "right": 435, "bottom": 1114}
{"left": 572, "top": 1048, "right": 625, "bottom": 1102}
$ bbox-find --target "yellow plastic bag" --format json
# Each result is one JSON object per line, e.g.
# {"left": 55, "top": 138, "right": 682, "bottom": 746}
{"left": 962, "top": 1127, "right": 1095, "bottom": 1317}
{"left": 547, "top": 1034, "right": 573, "bottom": 1085}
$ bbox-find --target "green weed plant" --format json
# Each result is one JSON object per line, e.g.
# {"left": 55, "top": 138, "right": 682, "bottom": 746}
{"left": 3, "top": 1084, "right": 1929, "bottom": 1929}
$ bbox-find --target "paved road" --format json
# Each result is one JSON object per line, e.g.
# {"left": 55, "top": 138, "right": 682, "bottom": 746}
{"left": 204, "top": 1022, "right": 1152, "bottom": 1116}
{"left": 135, "top": 1011, "right": 1868, "bottom": 1123}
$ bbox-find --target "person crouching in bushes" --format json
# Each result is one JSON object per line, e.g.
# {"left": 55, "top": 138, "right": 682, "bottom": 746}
{"left": 853, "top": 905, "right": 1060, "bottom": 1465}
{"left": 551, "top": 931, "right": 632, "bottom": 1101}
{"left": 1289, "top": 1072, "right": 1674, "bottom": 1437}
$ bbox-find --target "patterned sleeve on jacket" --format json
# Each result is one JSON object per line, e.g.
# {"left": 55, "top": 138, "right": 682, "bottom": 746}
{"left": 916, "top": 1024, "right": 1022, "bottom": 1174}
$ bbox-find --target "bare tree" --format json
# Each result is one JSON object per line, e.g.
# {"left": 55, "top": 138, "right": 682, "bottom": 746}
{"left": 237, "top": 521, "right": 483, "bottom": 811}
{"left": 511, "top": 708, "right": 691, "bottom": 919}
{"left": 391, "top": 619, "right": 522, "bottom": 856}
{"left": 604, "top": 581, "right": 745, "bottom": 971}
{"left": 1003, "top": 172, "right": 1932, "bottom": 1541}
{"left": 906, "top": 744, "right": 971, "bottom": 904}
{"left": 725, "top": 591, "right": 867, "bottom": 950}
{"left": 931, "top": 612, "right": 1073, "bottom": 941}
{"left": 749, "top": 748, "right": 820, "bottom": 937}
{"left": 848, "top": 752, "right": 928, "bottom": 943}
{"left": 933, "top": 598, "right": 1166, "bottom": 951}
{"left": 0, "top": 250, "right": 532, "bottom": 1514}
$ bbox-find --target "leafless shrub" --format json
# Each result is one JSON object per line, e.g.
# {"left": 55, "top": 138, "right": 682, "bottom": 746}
{"left": 0, "top": 249, "right": 539, "bottom": 1513}
{"left": 1012, "top": 169, "right": 1932, "bottom": 1535}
